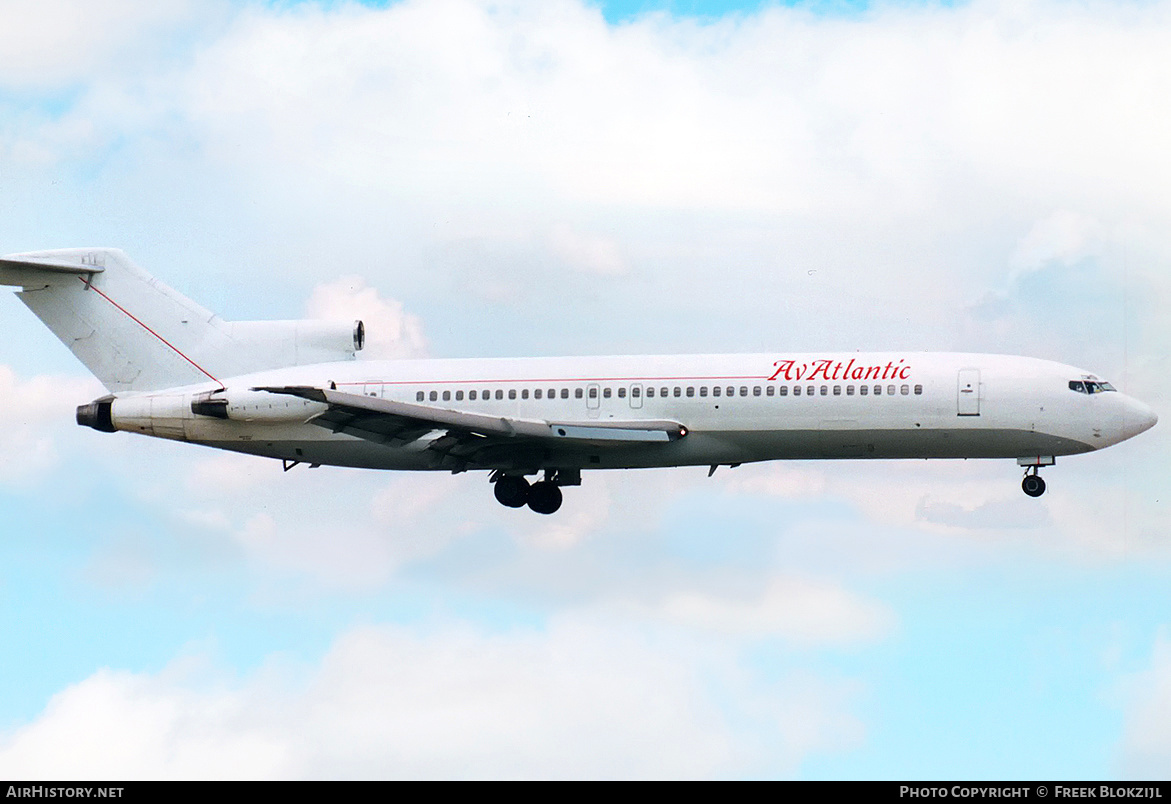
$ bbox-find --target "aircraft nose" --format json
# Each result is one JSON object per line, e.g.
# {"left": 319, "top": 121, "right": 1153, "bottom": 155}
{"left": 1122, "top": 396, "right": 1158, "bottom": 440}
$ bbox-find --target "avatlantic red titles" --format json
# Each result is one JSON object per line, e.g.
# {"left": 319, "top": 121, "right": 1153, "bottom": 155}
{"left": 768, "top": 358, "right": 912, "bottom": 382}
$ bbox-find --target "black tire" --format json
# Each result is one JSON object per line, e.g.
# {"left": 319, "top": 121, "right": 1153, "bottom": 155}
{"left": 527, "top": 481, "right": 563, "bottom": 515}
{"left": 494, "top": 475, "right": 530, "bottom": 508}
{"left": 1022, "top": 474, "right": 1046, "bottom": 498}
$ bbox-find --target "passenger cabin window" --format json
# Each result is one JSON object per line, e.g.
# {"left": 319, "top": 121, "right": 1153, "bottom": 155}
{"left": 509, "top": 389, "right": 516, "bottom": 400}
{"left": 820, "top": 385, "right": 828, "bottom": 396}
{"left": 754, "top": 386, "right": 761, "bottom": 397}
{"left": 534, "top": 389, "right": 542, "bottom": 399}
{"left": 588, "top": 387, "right": 597, "bottom": 399}
{"left": 470, "top": 390, "right": 478, "bottom": 400}
{"left": 443, "top": 390, "right": 451, "bottom": 401}
{"left": 575, "top": 388, "right": 583, "bottom": 399}
{"left": 833, "top": 385, "right": 841, "bottom": 395}
{"left": 914, "top": 385, "right": 923, "bottom": 395}
{"left": 846, "top": 385, "right": 854, "bottom": 395}
{"left": 416, "top": 391, "right": 424, "bottom": 402}
{"left": 522, "top": 389, "right": 529, "bottom": 399}
{"left": 686, "top": 387, "right": 695, "bottom": 397}
{"left": 560, "top": 388, "right": 569, "bottom": 399}
{"left": 712, "top": 386, "right": 720, "bottom": 397}
{"left": 860, "top": 385, "right": 868, "bottom": 395}
{"left": 794, "top": 386, "right": 802, "bottom": 396}
{"left": 778, "top": 386, "right": 788, "bottom": 396}
{"left": 699, "top": 387, "right": 708, "bottom": 397}
{"left": 496, "top": 390, "right": 504, "bottom": 400}
{"left": 618, "top": 387, "right": 626, "bottom": 398}
{"left": 766, "top": 386, "right": 774, "bottom": 396}
{"left": 603, "top": 388, "right": 611, "bottom": 398}
{"left": 456, "top": 390, "right": 464, "bottom": 401}
{"left": 632, "top": 386, "right": 641, "bottom": 398}
{"left": 674, "top": 387, "right": 682, "bottom": 397}
{"left": 646, "top": 387, "right": 654, "bottom": 398}
{"left": 429, "top": 391, "right": 438, "bottom": 402}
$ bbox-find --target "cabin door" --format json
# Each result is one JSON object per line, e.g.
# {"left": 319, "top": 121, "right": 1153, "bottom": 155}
{"left": 957, "top": 369, "right": 980, "bottom": 416}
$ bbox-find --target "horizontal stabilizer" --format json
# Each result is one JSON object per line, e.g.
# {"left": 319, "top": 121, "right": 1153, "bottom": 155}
{"left": 0, "top": 251, "right": 106, "bottom": 287}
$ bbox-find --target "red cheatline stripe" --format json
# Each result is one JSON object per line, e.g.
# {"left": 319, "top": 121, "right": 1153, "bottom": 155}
{"left": 78, "top": 275, "right": 220, "bottom": 384}
{"left": 336, "top": 374, "right": 773, "bottom": 386}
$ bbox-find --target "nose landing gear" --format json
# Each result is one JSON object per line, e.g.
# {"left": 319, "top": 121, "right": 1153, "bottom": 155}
{"left": 1017, "top": 456, "right": 1054, "bottom": 498}
{"left": 1021, "top": 467, "right": 1046, "bottom": 497}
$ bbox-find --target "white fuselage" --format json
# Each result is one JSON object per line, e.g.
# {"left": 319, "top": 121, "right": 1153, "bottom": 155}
{"left": 104, "top": 351, "right": 1158, "bottom": 474}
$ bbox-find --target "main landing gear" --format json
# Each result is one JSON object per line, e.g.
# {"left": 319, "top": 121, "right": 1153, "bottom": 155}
{"left": 491, "top": 469, "right": 578, "bottom": 515}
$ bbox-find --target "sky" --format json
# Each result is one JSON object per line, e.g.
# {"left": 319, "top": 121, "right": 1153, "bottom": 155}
{"left": 0, "top": 0, "right": 1168, "bottom": 780}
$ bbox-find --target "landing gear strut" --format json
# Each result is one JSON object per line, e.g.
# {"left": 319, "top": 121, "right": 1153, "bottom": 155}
{"left": 1021, "top": 467, "right": 1046, "bottom": 498}
{"left": 490, "top": 469, "right": 573, "bottom": 514}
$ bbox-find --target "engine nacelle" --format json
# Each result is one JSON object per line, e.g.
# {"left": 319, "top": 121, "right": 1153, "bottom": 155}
{"left": 77, "top": 387, "right": 329, "bottom": 439}
{"left": 192, "top": 388, "right": 328, "bottom": 423}
{"left": 223, "top": 319, "right": 364, "bottom": 369}
{"left": 106, "top": 393, "right": 189, "bottom": 439}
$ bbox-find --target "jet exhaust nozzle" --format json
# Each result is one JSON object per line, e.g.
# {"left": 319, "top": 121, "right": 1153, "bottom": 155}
{"left": 76, "top": 397, "right": 117, "bottom": 433}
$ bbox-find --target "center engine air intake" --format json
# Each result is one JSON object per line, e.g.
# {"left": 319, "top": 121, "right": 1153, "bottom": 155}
{"left": 222, "top": 319, "right": 365, "bottom": 370}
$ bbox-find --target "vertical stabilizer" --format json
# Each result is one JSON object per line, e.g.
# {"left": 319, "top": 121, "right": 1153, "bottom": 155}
{"left": 1, "top": 249, "right": 226, "bottom": 391}
{"left": 1, "top": 248, "right": 363, "bottom": 393}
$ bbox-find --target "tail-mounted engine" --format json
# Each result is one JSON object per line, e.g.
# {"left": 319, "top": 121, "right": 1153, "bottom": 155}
{"left": 76, "top": 396, "right": 116, "bottom": 432}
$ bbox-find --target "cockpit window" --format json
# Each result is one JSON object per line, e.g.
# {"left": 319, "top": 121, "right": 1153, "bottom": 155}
{"left": 1069, "top": 380, "right": 1118, "bottom": 394}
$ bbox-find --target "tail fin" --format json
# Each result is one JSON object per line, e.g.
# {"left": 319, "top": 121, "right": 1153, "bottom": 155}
{"left": 1, "top": 248, "right": 363, "bottom": 392}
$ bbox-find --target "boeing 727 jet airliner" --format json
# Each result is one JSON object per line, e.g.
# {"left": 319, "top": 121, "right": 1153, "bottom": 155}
{"left": 1, "top": 248, "right": 1158, "bottom": 514}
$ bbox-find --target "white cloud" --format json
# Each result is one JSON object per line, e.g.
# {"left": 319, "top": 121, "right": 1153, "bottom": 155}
{"left": 723, "top": 463, "right": 827, "bottom": 498}
{"left": 547, "top": 223, "right": 627, "bottom": 276}
{"left": 0, "top": 619, "right": 865, "bottom": 779}
{"left": 0, "top": 366, "right": 102, "bottom": 489}
{"left": 0, "top": 0, "right": 204, "bottom": 90}
{"left": 1116, "top": 629, "right": 1171, "bottom": 779}
{"left": 306, "top": 275, "right": 427, "bottom": 359}
{"left": 646, "top": 575, "right": 894, "bottom": 644}
{"left": 1009, "top": 210, "right": 1107, "bottom": 277}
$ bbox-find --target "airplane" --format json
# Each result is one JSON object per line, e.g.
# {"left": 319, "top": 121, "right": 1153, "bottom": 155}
{"left": 0, "top": 248, "right": 1158, "bottom": 514}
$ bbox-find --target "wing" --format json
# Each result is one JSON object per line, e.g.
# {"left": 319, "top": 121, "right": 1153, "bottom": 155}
{"left": 253, "top": 385, "right": 687, "bottom": 471}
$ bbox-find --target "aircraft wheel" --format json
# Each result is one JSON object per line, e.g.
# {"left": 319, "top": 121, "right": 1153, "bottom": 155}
{"left": 1021, "top": 474, "right": 1046, "bottom": 498}
{"left": 527, "top": 481, "right": 563, "bottom": 515}
{"left": 494, "top": 475, "right": 530, "bottom": 508}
